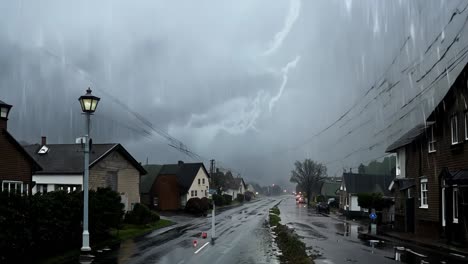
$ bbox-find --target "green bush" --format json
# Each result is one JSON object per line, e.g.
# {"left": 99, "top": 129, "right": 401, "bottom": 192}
{"left": 185, "top": 198, "right": 207, "bottom": 216}
{"left": 200, "top": 197, "right": 211, "bottom": 212}
{"left": 222, "top": 194, "right": 232, "bottom": 205}
{"left": 236, "top": 193, "right": 245, "bottom": 203}
{"left": 124, "top": 203, "right": 159, "bottom": 225}
{"left": 212, "top": 194, "right": 225, "bottom": 206}
{"left": 0, "top": 188, "right": 124, "bottom": 263}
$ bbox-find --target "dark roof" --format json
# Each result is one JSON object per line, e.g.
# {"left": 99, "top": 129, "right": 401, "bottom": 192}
{"left": 24, "top": 143, "right": 146, "bottom": 175}
{"left": 158, "top": 162, "right": 209, "bottom": 194}
{"left": 442, "top": 168, "right": 468, "bottom": 184}
{"left": 2, "top": 130, "right": 42, "bottom": 171}
{"left": 386, "top": 122, "right": 434, "bottom": 152}
{"left": 320, "top": 182, "right": 341, "bottom": 197}
{"left": 394, "top": 178, "right": 415, "bottom": 191}
{"left": 140, "top": 164, "right": 163, "bottom": 194}
{"left": 342, "top": 173, "right": 394, "bottom": 195}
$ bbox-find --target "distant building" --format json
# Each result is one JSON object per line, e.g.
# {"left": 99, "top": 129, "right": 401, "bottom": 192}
{"left": 223, "top": 177, "right": 247, "bottom": 200}
{"left": 140, "top": 161, "right": 210, "bottom": 211}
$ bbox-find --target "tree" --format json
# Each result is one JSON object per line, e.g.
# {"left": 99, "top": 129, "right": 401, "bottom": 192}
{"left": 290, "top": 159, "right": 327, "bottom": 206}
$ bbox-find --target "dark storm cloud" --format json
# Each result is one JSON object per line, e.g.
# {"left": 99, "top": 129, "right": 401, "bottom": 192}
{"left": 0, "top": 0, "right": 466, "bottom": 188}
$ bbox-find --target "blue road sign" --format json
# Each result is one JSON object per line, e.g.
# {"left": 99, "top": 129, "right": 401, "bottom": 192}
{"left": 369, "top": 212, "right": 377, "bottom": 220}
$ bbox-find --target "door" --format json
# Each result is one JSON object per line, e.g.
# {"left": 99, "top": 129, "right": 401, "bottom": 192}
{"left": 406, "top": 197, "right": 415, "bottom": 232}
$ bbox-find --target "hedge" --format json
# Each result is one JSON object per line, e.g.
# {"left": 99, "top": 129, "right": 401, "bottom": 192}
{"left": 0, "top": 188, "right": 124, "bottom": 263}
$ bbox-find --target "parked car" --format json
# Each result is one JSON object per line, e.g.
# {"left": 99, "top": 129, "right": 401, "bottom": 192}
{"left": 317, "top": 202, "right": 330, "bottom": 214}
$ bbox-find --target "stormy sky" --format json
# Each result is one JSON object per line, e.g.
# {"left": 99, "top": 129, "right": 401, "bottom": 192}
{"left": 1, "top": 0, "right": 468, "bottom": 188}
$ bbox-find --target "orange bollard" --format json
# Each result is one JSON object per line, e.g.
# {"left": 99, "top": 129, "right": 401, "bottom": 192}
{"left": 193, "top": 240, "right": 198, "bottom": 247}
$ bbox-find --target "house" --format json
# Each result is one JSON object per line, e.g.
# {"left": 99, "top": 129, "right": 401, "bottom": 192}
{"left": 386, "top": 67, "right": 468, "bottom": 245}
{"left": 140, "top": 164, "right": 163, "bottom": 208}
{"left": 141, "top": 161, "right": 210, "bottom": 211}
{"left": 223, "top": 177, "right": 247, "bottom": 200}
{"left": 339, "top": 172, "right": 394, "bottom": 217}
{"left": 0, "top": 100, "right": 42, "bottom": 194}
{"left": 24, "top": 139, "right": 146, "bottom": 211}
{"left": 320, "top": 181, "right": 341, "bottom": 201}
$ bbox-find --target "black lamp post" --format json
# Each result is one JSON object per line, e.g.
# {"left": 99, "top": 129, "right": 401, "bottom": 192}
{"left": 0, "top": 100, "right": 12, "bottom": 120}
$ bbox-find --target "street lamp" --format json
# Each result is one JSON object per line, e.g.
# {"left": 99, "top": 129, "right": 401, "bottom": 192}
{"left": 0, "top": 100, "right": 12, "bottom": 120}
{"left": 78, "top": 88, "right": 100, "bottom": 252}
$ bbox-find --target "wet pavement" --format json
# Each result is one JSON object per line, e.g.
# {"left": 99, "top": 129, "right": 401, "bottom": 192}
{"left": 278, "top": 196, "right": 468, "bottom": 264}
{"left": 75, "top": 198, "right": 282, "bottom": 264}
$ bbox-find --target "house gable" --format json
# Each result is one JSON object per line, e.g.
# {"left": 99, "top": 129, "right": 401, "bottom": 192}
{"left": 186, "top": 167, "right": 210, "bottom": 199}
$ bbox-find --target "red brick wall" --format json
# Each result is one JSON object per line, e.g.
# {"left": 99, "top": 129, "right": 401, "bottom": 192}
{"left": 0, "top": 130, "right": 34, "bottom": 190}
{"left": 154, "top": 174, "right": 180, "bottom": 211}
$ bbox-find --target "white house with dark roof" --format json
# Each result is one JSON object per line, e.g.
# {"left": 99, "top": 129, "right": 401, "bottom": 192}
{"left": 24, "top": 138, "right": 146, "bottom": 211}
{"left": 223, "top": 177, "right": 247, "bottom": 200}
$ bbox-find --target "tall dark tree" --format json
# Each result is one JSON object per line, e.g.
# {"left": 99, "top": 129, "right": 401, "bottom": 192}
{"left": 290, "top": 159, "right": 327, "bottom": 206}
{"left": 358, "top": 163, "right": 366, "bottom": 174}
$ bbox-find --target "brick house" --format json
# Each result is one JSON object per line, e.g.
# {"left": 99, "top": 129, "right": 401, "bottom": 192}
{"left": 0, "top": 100, "right": 42, "bottom": 194}
{"left": 24, "top": 139, "right": 146, "bottom": 211}
{"left": 386, "top": 64, "right": 468, "bottom": 246}
{"left": 140, "top": 161, "right": 210, "bottom": 211}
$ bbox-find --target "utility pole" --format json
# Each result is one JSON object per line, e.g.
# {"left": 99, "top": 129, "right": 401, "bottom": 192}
{"left": 210, "top": 159, "right": 215, "bottom": 177}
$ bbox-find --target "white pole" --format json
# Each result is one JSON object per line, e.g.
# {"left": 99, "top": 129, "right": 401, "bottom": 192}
{"left": 211, "top": 203, "right": 216, "bottom": 244}
{"left": 81, "top": 113, "right": 91, "bottom": 252}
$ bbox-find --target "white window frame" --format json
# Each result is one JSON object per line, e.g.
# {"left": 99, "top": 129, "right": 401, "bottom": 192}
{"left": 428, "top": 126, "right": 436, "bottom": 153}
{"left": 2, "top": 181, "right": 27, "bottom": 195}
{"left": 191, "top": 190, "right": 194, "bottom": 197}
{"left": 465, "top": 111, "right": 468, "bottom": 140}
{"left": 453, "top": 187, "right": 459, "bottom": 223}
{"left": 451, "top": 115, "right": 459, "bottom": 145}
{"left": 198, "top": 179, "right": 201, "bottom": 185}
{"left": 202, "top": 178, "right": 205, "bottom": 185}
{"left": 420, "top": 178, "right": 428, "bottom": 209}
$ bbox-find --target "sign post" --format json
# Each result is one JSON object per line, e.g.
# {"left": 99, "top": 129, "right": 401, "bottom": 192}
{"left": 369, "top": 210, "right": 377, "bottom": 235}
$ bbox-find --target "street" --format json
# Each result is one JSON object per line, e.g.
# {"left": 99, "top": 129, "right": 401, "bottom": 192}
{"left": 88, "top": 198, "right": 281, "bottom": 264}
{"left": 80, "top": 196, "right": 468, "bottom": 264}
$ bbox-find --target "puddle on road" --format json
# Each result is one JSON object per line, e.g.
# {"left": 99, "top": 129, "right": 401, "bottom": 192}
{"left": 287, "top": 222, "right": 326, "bottom": 240}
{"left": 334, "top": 222, "right": 362, "bottom": 239}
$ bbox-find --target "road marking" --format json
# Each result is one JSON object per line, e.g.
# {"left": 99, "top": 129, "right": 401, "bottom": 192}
{"left": 194, "top": 242, "right": 210, "bottom": 254}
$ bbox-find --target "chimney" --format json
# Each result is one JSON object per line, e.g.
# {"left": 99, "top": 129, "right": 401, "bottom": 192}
{"left": 178, "top": 160, "right": 184, "bottom": 166}
{"left": 41, "top": 136, "right": 47, "bottom": 146}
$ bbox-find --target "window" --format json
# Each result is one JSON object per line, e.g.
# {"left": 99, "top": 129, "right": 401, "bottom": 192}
{"left": 453, "top": 187, "right": 459, "bottom": 223}
{"left": 106, "top": 171, "right": 118, "bottom": 191}
{"left": 451, "top": 115, "right": 459, "bottom": 145}
{"left": 202, "top": 178, "right": 205, "bottom": 185}
{"left": 420, "top": 178, "right": 428, "bottom": 208}
{"left": 198, "top": 179, "right": 201, "bottom": 185}
{"left": 56, "top": 185, "right": 80, "bottom": 193}
{"left": 428, "top": 126, "right": 436, "bottom": 153}
{"left": 407, "top": 189, "right": 411, "bottom": 199}
{"left": 2, "top": 181, "right": 27, "bottom": 195}
{"left": 195, "top": 190, "right": 198, "bottom": 196}
{"left": 465, "top": 111, "right": 468, "bottom": 140}
{"left": 36, "top": 184, "right": 48, "bottom": 194}
{"left": 191, "top": 190, "right": 194, "bottom": 197}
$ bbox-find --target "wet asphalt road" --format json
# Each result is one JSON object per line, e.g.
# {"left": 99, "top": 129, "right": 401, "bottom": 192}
{"left": 278, "top": 196, "right": 468, "bottom": 264}
{"left": 89, "top": 198, "right": 282, "bottom": 264}
{"left": 82, "top": 196, "right": 468, "bottom": 264}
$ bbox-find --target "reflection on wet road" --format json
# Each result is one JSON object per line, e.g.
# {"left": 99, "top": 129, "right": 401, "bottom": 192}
{"left": 278, "top": 196, "right": 467, "bottom": 264}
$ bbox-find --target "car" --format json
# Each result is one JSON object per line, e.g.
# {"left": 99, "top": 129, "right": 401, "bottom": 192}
{"left": 317, "top": 202, "right": 330, "bottom": 214}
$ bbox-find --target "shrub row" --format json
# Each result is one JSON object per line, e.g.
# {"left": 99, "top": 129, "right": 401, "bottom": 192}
{"left": 124, "top": 203, "right": 160, "bottom": 225}
{"left": 185, "top": 197, "right": 211, "bottom": 216}
{"left": 0, "top": 188, "right": 124, "bottom": 263}
{"left": 211, "top": 194, "right": 235, "bottom": 206}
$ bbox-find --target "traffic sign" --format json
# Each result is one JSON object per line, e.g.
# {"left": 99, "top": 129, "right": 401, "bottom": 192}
{"left": 369, "top": 212, "right": 377, "bottom": 220}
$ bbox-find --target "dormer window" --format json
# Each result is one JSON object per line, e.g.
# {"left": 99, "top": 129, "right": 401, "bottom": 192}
{"left": 38, "top": 145, "right": 49, "bottom": 155}
{"left": 451, "top": 114, "right": 459, "bottom": 145}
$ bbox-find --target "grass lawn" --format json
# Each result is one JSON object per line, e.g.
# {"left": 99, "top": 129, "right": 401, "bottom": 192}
{"left": 111, "top": 219, "right": 174, "bottom": 241}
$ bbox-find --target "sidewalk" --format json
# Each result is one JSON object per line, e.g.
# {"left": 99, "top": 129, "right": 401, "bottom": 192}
{"left": 360, "top": 230, "right": 468, "bottom": 257}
